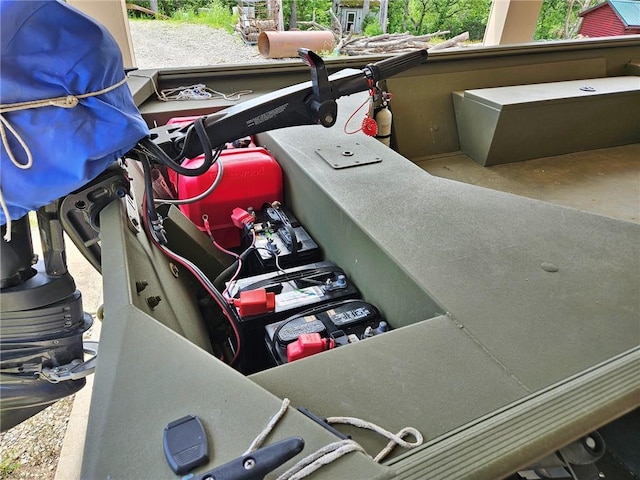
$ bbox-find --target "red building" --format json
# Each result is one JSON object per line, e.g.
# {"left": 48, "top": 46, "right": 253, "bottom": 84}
{"left": 579, "top": 0, "right": 640, "bottom": 37}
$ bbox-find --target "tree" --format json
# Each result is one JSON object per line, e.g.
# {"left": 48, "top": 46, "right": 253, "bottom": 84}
{"left": 409, "top": 0, "right": 429, "bottom": 34}
{"left": 379, "top": 0, "right": 389, "bottom": 32}
{"left": 535, "top": 0, "right": 606, "bottom": 40}
{"left": 281, "top": 0, "right": 332, "bottom": 29}
{"left": 564, "top": 0, "right": 599, "bottom": 38}
{"left": 385, "top": 0, "right": 489, "bottom": 39}
{"left": 535, "top": 0, "right": 566, "bottom": 39}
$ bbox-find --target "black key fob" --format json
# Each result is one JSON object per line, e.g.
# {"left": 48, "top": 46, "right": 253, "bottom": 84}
{"left": 163, "top": 415, "right": 209, "bottom": 475}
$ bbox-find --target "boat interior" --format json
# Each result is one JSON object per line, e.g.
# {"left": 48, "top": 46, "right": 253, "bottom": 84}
{"left": 81, "top": 37, "right": 639, "bottom": 479}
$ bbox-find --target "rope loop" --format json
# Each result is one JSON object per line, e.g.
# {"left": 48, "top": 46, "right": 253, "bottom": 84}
{"left": 0, "top": 76, "right": 129, "bottom": 241}
{"left": 325, "top": 416, "right": 424, "bottom": 462}
{"left": 244, "top": 398, "right": 425, "bottom": 480}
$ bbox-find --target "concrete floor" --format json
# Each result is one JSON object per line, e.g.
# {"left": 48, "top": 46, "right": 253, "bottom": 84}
{"left": 415, "top": 143, "right": 640, "bottom": 224}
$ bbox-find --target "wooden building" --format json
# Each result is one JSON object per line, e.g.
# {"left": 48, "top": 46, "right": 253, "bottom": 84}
{"left": 579, "top": 0, "right": 640, "bottom": 37}
{"left": 336, "top": 0, "right": 381, "bottom": 34}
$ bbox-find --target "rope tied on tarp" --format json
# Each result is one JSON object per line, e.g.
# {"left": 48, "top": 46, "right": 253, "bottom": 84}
{"left": 0, "top": 76, "right": 128, "bottom": 241}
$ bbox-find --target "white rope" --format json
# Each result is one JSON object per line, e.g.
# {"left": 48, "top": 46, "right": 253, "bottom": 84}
{"left": 0, "top": 190, "right": 12, "bottom": 242}
{"left": 243, "top": 398, "right": 425, "bottom": 480}
{"left": 0, "top": 76, "right": 127, "bottom": 115}
{"left": 128, "top": 73, "right": 253, "bottom": 103}
{"left": 275, "top": 440, "right": 367, "bottom": 480}
{"left": 0, "top": 76, "right": 128, "bottom": 241}
{"left": 243, "top": 397, "right": 291, "bottom": 455}
{"left": 325, "top": 416, "right": 424, "bottom": 462}
{"left": 160, "top": 84, "right": 253, "bottom": 102}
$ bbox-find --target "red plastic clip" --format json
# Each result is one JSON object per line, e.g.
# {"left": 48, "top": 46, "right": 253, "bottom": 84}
{"left": 287, "top": 333, "right": 335, "bottom": 362}
{"left": 233, "top": 289, "right": 275, "bottom": 317}
{"left": 231, "top": 207, "right": 254, "bottom": 229}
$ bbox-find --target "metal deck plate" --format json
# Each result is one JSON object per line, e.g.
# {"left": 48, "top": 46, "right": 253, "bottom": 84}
{"left": 315, "top": 140, "right": 382, "bottom": 169}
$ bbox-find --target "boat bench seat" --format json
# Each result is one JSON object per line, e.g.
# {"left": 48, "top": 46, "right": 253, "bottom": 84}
{"left": 452, "top": 76, "right": 640, "bottom": 166}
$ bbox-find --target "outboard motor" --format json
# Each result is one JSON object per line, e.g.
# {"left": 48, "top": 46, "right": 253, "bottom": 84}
{"left": 0, "top": 0, "right": 148, "bottom": 430}
{"left": 0, "top": 214, "right": 92, "bottom": 431}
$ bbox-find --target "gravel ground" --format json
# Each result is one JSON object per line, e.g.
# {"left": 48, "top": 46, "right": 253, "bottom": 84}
{"left": 0, "top": 397, "right": 74, "bottom": 479}
{"left": 0, "top": 20, "right": 261, "bottom": 480}
{"left": 129, "top": 20, "right": 280, "bottom": 68}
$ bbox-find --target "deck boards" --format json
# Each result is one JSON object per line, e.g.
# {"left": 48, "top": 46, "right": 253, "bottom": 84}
{"left": 415, "top": 144, "right": 640, "bottom": 224}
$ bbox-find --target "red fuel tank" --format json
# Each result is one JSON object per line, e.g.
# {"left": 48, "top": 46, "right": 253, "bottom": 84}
{"left": 164, "top": 115, "right": 282, "bottom": 248}
{"left": 170, "top": 147, "right": 283, "bottom": 248}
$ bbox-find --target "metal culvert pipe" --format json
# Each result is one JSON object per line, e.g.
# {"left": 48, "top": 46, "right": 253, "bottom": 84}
{"left": 258, "top": 31, "right": 336, "bottom": 58}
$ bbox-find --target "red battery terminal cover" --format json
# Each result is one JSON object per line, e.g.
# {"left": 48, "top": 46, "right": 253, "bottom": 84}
{"left": 231, "top": 207, "right": 254, "bottom": 229}
{"left": 233, "top": 289, "right": 275, "bottom": 318}
{"left": 287, "top": 333, "right": 335, "bottom": 363}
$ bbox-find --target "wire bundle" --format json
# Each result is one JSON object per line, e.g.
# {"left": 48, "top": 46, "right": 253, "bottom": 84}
{"left": 133, "top": 118, "right": 246, "bottom": 366}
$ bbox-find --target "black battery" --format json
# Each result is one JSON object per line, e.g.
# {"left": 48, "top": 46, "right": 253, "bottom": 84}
{"left": 265, "top": 299, "right": 387, "bottom": 366}
{"left": 241, "top": 203, "right": 321, "bottom": 274}
{"left": 227, "top": 261, "right": 359, "bottom": 332}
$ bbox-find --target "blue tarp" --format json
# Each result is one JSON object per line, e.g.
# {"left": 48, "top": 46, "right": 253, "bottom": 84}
{"left": 0, "top": 0, "right": 149, "bottom": 225}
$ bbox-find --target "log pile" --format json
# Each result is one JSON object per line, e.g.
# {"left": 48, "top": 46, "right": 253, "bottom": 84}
{"left": 338, "top": 31, "right": 470, "bottom": 55}
{"left": 297, "top": 9, "right": 470, "bottom": 56}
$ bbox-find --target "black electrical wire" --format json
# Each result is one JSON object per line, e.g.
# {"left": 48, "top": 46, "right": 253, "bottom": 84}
{"left": 236, "top": 266, "right": 341, "bottom": 294}
{"left": 138, "top": 117, "right": 221, "bottom": 177}
{"left": 139, "top": 152, "right": 167, "bottom": 245}
{"left": 132, "top": 119, "right": 245, "bottom": 365}
{"left": 141, "top": 192, "right": 245, "bottom": 366}
{"left": 263, "top": 203, "right": 298, "bottom": 257}
{"left": 214, "top": 246, "right": 255, "bottom": 291}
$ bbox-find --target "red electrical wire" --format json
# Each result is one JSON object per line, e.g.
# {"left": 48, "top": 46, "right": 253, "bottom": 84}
{"left": 343, "top": 79, "right": 378, "bottom": 135}
{"left": 202, "top": 214, "right": 256, "bottom": 299}
{"left": 141, "top": 194, "right": 242, "bottom": 366}
{"left": 343, "top": 96, "right": 372, "bottom": 135}
{"left": 203, "top": 214, "right": 239, "bottom": 259}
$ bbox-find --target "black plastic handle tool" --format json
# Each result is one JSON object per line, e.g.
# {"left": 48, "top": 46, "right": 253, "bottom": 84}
{"left": 193, "top": 436, "right": 304, "bottom": 480}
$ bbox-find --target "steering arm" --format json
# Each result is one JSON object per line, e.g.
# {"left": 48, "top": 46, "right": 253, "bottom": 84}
{"left": 145, "top": 48, "right": 428, "bottom": 161}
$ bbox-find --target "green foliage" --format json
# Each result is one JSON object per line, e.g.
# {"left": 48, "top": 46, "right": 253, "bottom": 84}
{"left": 535, "top": 0, "right": 607, "bottom": 40}
{"left": 282, "top": 0, "right": 333, "bottom": 29}
{"left": 386, "top": 0, "right": 490, "bottom": 40}
{"left": 128, "top": 0, "right": 236, "bottom": 20}
{"left": 535, "top": 0, "right": 568, "bottom": 39}
{"left": 364, "top": 20, "right": 384, "bottom": 36}
{"left": 384, "top": 0, "right": 594, "bottom": 42}
{"left": 169, "top": 1, "right": 236, "bottom": 32}
{"left": 386, "top": 0, "right": 408, "bottom": 33}
{"left": 0, "top": 456, "right": 19, "bottom": 478}
{"left": 127, "top": 0, "right": 604, "bottom": 44}
{"left": 362, "top": 10, "right": 384, "bottom": 36}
